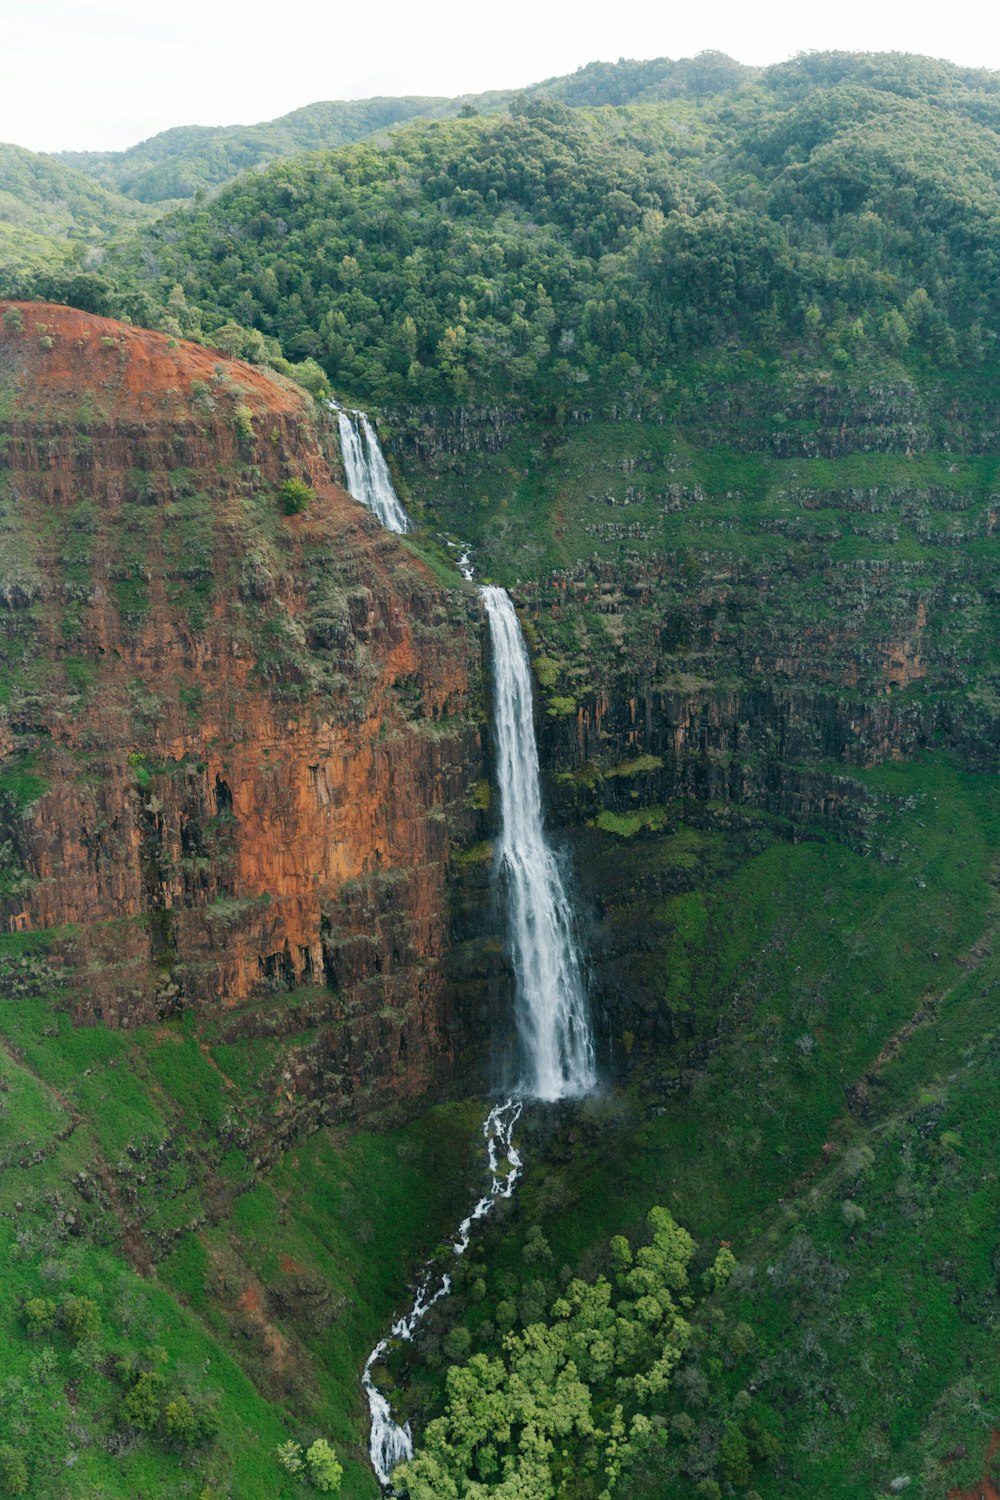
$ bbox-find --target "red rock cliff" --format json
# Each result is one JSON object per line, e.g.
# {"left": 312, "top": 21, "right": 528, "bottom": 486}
{"left": 0, "top": 303, "right": 486, "bottom": 1120}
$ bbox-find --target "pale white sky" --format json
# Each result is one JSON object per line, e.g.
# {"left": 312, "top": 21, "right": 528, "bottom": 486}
{"left": 5, "top": 0, "right": 998, "bottom": 154}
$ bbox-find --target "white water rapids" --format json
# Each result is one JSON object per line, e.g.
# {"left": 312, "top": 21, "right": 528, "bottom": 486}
{"left": 363, "top": 1099, "right": 523, "bottom": 1487}
{"left": 360, "top": 559, "right": 593, "bottom": 1487}
{"left": 333, "top": 404, "right": 413, "bottom": 534}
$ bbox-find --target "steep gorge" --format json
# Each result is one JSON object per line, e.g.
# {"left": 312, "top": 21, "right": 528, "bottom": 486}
{"left": 2, "top": 48, "right": 1000, "bottom": 1498}
{"left": 0, "top": 262, "right": 999, "bottom": 1500}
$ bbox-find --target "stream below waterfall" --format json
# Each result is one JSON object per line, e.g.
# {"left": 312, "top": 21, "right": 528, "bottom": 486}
{"left": 363, "top": 1099, "right": 523, "bottom": 1486}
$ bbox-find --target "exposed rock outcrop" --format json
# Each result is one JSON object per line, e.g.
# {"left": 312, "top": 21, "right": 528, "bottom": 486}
{"left": 0, "top": 304, "right": 487, "bottom": 1116}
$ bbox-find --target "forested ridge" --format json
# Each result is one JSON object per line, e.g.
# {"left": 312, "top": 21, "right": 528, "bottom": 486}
{"left": 51, "top": 52, "right": 753, "bottom": 206}
{"left": 72, "top": 50, "right": 1000, "bottom": 412}
{"left": 9, "top": 48, "right": 1000, "bottom": 409}
{"left": 54, "top": 98, "right": 458, "bottom": 205}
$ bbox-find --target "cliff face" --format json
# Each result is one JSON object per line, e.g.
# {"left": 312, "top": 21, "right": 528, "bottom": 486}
{"left": 0, "top": 304, "right": 487, "bottom": 1118}
{"left": 380, "top": 383, "right": 1000, "bottom": 1067}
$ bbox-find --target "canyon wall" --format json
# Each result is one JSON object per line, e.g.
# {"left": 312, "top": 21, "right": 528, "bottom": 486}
{"left": 384, "top": 384, "right": 999, "bottom": 1062}
{"left": 0, "top": 304, "right": 489, "bottom": 1120}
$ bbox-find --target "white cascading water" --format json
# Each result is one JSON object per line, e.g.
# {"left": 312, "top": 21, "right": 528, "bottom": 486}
{"left": 362, "top": 1099, "right": 523, "bottom": 1487}
{"left": 359, "top": 541, "right": 594, "bottom": 1489}
{"left": 481, "top": 584, "right": 596, "bottom": 1101}
{"left": 333, "top": 404, "right": 413, "bottom": 534}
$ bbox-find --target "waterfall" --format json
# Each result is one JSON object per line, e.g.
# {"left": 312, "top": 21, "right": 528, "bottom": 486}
{"left": 334, "top": 404, "right": 412, "bottom": 534}
{"left": 481, "top": 585, "right": 596, "bottom": 1102}
{"left": 359, "top": 548, "right": 593, "bottom": 1488}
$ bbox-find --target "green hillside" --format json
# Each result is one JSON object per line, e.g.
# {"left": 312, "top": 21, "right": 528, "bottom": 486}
{"left": 53, "top": 52, "right": 753, "bottom": 207}
{"left": 104, "top": 50, "right": 1000, "bottom": 404}
{"left": 56, "top": 97, "right": 459, "bottom": 204}
{"left": 0, "top": 142, "right": 146, "bottom": 277}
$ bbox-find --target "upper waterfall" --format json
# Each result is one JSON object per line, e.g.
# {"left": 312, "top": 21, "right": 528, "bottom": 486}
{"left": 482, "top": 585, "right": 596, "bottom": 1101}
{"left": 334, "top": 404, "right": 413, "bottom": 534}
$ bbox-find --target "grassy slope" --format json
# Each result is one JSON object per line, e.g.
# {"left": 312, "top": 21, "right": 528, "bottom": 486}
{"left": 391, "top": 755, "right": 1000, "bottom": 1496}
{"left": 0, "top": 979, "right": 486, "bottom": 1498}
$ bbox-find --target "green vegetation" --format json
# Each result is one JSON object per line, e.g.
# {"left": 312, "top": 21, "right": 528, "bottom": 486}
{"left": 389, "top": 757, "right": 1000, "bottom": 1498}
{"left": 95, "top": 52, "right": 1000, "bottom": 412}
{"left": 0, "top": 753, "right": 48, "bottom": 809}
{"left": 397, "top": 1208, "right": 744, "bottom": 1499}
{"left": 0, "top": 142, "right": 146, "bottom": 281}
{"left": 56, "top": 97, "right": 463, "bottom": 204}
{"left": 0, "top": 974, "right": 485, "bottom": 1497}
{"left": 51, "top": 56, "right": 756, "bottom": 208}
{"left": 280, "top": 476, "right": 316, "bottom": 514}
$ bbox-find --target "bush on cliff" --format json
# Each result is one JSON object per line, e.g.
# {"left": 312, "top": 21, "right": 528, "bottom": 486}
{"left": 279, "top": 477, "right": 314, "bottom": 514}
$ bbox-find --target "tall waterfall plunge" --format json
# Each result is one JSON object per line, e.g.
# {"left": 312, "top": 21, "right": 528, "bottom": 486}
{"left": 482, "top": 585, "right": 596, "bottom": 1101}
{"left": 360, "top": 574, "right": 594, "bottom": 1488}
{"left": 335, "top": 406, "right": 413, "bottom": 534}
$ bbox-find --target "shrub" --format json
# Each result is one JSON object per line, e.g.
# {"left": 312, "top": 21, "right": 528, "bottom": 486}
{"left": 702, "top": 1245, "right": 737, "bottom": 1292}
{"left": 306, "top": 1438, "right": 343, "bottom": 1493}
{"left": 271, "top": 354, "right": 330, "bottom": 397}
{"left": 522, "top": 1225, "right": 552, "bottom": 1264}
{"left": 279, "top": 477, "right": 315, "bottom": 514}
{"left": 442, "top": 1325, "right": 472, "bottom": 1362}
{"left": 164, "top": 1395, "right": 198, "bottom": 1444}
{"left": 22, "top": 1297, "right": 57, "bottom": 1337}
{"left": 0, "top": 1447, "right": 27, "bottom": 1497}
{"left": 61, "top": 1294, "right": 100, "bottom": 1344}
{"left": 120, "top": 1370, "right": 164, "bottom": 1431}
{"left": 669, "top": 1411, "right": 696, "bottom": 1440}
{"left": 190, "top": 379, "right": 216, "bottom": 416}
{"left": 727, "top": 1321, "right": 757, "bottom": 1356}
{"left": 276, "top": 1440, "right": 305, "bottom": 1476}
{"left": 193, "top": 1402, "right": 220, "bottom": 1442}
{"left": 3, "top": 308, "right": 22, "bottom": 331}
{"left": 233, "top": 402, "right": 255, "bottom": 442}
{"left": 720, "top": 1424, "right": 752, "bottom": 1486}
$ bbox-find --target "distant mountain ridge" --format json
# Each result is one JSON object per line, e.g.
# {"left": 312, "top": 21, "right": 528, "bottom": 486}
{"left": 52, "top": 52, "right": 754, "bottom": 204}
{"left": 55, "top": 97, "right": 459, "bottom": 203}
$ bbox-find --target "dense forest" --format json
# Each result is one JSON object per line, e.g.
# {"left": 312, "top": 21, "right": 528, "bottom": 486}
{"left": 58, "top": 51, "right": 1000, "bottom": 408}
{"left": 8, "top": 49, "right": 1000, "bottom": 401}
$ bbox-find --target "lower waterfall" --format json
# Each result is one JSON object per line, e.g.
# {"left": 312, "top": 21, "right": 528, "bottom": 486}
{"left": 362, "top": 582, "right": 594, "bottom": 1488}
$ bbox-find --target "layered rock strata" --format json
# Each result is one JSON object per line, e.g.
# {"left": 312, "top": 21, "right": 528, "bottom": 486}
{"left": 0, "top": 304, "right": 486, "bottom": 1115}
